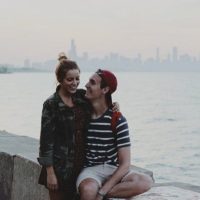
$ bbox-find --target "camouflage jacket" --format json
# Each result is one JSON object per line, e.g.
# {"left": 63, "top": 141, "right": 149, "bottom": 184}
{"left": 38, "top": 87, "right": 91, "bottom": 187}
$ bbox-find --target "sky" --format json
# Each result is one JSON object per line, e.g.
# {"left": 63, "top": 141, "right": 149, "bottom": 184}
{"left": 0, "top": 0, "right": 200, "bottom": 65}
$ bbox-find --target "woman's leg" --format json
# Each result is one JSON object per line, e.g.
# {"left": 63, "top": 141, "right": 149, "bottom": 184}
{"left": 49, "top": 190, "right": 65, "bottom": 200}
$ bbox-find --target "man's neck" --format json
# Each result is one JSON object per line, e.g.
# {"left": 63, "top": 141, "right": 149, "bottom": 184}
{"left": 91, "top": 100, "right": 108, "bottom": 119}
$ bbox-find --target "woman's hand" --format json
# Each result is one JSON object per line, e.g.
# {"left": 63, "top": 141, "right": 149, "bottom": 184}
{"left": 46, "top": 166, "right": 58, "bottom": 190}
{"left": 112, "top": 102, "right": 120, "bottom": 112}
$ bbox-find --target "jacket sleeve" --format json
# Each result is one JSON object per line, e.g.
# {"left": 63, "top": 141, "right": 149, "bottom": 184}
{"left": 37, "top": 101, "right": 56, "bottom": 166}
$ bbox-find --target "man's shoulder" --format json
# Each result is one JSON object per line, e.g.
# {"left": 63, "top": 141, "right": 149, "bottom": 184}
{"left": 109, "top": 109, "right": 127, "bottom": 121}
{"left": 101, "top": 109, "right": 127, "bottom": 121}
{"left": 74, "top": 89, "right": 86, "bottom": 99}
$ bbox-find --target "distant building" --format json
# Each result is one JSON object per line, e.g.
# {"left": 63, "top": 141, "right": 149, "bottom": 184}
{"left": 172, "top": 47, "right": 178, "bottom": 63}
{"left": 24, "top": 59, "right": 31, "bottom": 68}
{"left": 156, "top": 48, "right": 160, "bottom": 63}
{"left": 7, "top": 39, "right": 198, "bottom": 72}
{"left": 68, "top": 39, "right": 77, "bottom": 60}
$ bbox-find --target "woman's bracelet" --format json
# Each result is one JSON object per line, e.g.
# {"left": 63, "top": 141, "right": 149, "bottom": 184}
{"left": 97, "top": 190, "right": 106, "bottom": 197}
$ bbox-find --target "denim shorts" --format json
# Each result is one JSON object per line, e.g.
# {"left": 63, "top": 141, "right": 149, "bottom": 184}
{"left": 76, "top": 163, "right": 131, "bottom": 192}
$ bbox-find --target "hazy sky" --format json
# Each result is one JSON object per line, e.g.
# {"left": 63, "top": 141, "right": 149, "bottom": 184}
{"left": 0, "top": 0, "right": 200, "bottom": 65}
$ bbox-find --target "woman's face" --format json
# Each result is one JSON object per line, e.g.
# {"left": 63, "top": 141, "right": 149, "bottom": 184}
{"left": 60, "top": 69, "right": 80, "bottom": 94}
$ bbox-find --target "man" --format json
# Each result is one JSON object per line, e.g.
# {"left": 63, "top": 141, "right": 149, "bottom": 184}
{"left": 76, "top": 69, "right": 153, "bottom": 200}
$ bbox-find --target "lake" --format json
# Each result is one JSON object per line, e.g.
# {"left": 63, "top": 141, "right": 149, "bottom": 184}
{"left": 0, "top": 71, "right": 200, "bottom": 185}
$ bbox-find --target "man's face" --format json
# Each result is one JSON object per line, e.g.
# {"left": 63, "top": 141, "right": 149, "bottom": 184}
{"left": 85, "top": 73, "right": 104, "bottom": 100}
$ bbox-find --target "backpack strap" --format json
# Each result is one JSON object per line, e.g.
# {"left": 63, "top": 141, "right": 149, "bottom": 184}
{"left": 111, "top": 111, "right": 122, "bottom": 134}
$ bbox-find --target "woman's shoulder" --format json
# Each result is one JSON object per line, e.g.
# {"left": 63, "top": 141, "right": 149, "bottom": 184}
{"left": 43, "top": 92, "right": 58, "bottom": 107}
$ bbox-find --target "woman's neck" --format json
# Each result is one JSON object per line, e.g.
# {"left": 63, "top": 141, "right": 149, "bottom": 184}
{"left": 58, "top": 87, "right": 74, "bottom": 107}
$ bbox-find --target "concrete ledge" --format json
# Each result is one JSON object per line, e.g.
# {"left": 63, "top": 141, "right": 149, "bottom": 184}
{"left": 2, "top": 152, "right": 200, "bottom": 200}
{"left": 0, "top": 152, "right": 13, "bottom": 200}
{"left": 131, "top": 184, "right": 200, "bottom": 200}
{"left": 154, "top": 182, "right": 200, "bottom": 193}
{"left": 0, "top": 152, "right": 49, "bottom": 200}
{"left": 1, "top": 130, "right": 200, "bottom": 200}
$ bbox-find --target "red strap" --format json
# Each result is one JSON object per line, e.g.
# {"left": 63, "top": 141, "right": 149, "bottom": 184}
{"left": 111, "top": 111, "right": 122, "bottom": 133}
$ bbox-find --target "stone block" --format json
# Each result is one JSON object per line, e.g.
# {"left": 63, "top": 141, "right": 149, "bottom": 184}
{"left": 0, "top": 152, "right": 13, "bottom": 200}
{"left": 12, "top": 155, "right": 49, "bottom": 200}
{"left": 0, "top": 152, "right": 49, "bottom": 200}
{"left": 131, "top": 184, "right": 200, "bottom": 200}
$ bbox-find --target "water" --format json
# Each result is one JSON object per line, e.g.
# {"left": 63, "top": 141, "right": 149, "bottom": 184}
{"left": 0, "top": 72, "right": 200, "bottom": 185}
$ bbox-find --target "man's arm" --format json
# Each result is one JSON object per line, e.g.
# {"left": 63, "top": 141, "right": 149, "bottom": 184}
{"left": 97, "top": 147, "right": 130, "bottom": 199}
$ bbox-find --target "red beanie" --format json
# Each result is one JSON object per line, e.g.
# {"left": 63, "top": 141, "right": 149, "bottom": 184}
{"left": 96, "top": 69, "right": 117, "bottom": 94}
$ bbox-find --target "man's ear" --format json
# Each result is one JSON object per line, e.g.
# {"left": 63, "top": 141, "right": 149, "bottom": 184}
{"left": 102, "top": 86, "right": 110, "bottom": 94}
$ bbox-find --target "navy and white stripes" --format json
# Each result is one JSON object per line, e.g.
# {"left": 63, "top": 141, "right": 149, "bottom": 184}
{"left": 84, "top": 109, "right": 131, "bottom": 167}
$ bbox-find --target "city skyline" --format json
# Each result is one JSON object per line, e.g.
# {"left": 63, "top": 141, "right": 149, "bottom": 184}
{"left": 1, "top": 39, "right": 199, "bottom": 72}
{"left": 0, "top": 0, "right": 200, "bottom": 65}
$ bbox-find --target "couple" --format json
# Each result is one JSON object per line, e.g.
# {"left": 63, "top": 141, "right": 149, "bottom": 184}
{"left": 38, "top": 53, "right": 153, "bottom": 200}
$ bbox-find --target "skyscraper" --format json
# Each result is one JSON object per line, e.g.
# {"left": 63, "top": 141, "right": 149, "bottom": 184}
{"left": 156, "top": 48, "right": 160, "bottom": 63}
{"left": 68, "top": 39, "right": 77, "bottom": 60}
{"left": 172, "top": 47, "right": 178, "bottom": 63}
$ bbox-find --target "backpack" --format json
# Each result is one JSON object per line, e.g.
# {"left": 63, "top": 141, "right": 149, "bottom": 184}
{"left": 111, "top": 111, "right": 122, "bottom": 134}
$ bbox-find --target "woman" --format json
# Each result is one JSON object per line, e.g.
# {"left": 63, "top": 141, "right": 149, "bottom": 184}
{"left": 38, "top": 53, "right": 91, "bottom": 200}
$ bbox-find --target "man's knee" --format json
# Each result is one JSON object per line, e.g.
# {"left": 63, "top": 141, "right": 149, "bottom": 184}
{"left": 124, "top": 172, "right": 153, "bottom": 194}
{"left": 79, "top": 178, "right": 99, "bottom": 196}
{"left": 137, "top": 173, "right": 153, "bottom": 193}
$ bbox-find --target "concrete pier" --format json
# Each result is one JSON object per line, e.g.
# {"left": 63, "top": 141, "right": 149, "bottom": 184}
{"left": 0, "top": 152, "right": 49, "bottom": 200}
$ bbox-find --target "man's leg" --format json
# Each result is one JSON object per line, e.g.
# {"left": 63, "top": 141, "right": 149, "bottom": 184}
{"left": 79, "top": 178, "right": 99, "bottom": 200}
{"left": 106, "top": 172, "right": 153, "bottom": 198}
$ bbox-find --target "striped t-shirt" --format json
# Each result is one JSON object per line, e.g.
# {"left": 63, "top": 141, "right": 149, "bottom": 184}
{"left": 84, "top": 108, "right": 131, "bottom": 167}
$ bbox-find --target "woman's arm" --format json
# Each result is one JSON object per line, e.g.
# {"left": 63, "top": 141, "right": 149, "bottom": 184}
{"left": 46, "top": 166, "right": 58, "bottom": 190}
{"left": 38, "top": 100, "right": 58, "bottom": 190}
